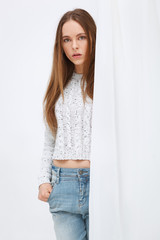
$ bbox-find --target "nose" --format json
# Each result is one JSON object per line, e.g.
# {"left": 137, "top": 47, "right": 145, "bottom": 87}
{"left": 72, "top": 39, "right": 79, "bottom": 50}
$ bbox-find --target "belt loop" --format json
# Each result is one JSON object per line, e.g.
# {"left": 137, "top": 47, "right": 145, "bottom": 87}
{"left": 56, "top": 167, "right": 60, "bottom": 183}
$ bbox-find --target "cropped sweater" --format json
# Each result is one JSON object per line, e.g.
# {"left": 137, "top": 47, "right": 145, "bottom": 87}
{"left": 38, "top": 71, "right": 93, "bottom": 187}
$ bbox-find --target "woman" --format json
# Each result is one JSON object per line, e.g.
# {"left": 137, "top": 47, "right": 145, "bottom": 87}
{"left": 38, "top": 8, "right": 96, "bottom": 240}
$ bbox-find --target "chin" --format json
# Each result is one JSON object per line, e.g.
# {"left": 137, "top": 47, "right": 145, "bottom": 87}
{"left": 74, "top": 60, "right": 84, "bottom": 65}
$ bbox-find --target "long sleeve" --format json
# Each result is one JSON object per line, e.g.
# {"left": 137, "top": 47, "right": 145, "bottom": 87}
{"left": 38, "top": 124, "right": 56, "bottom": 188}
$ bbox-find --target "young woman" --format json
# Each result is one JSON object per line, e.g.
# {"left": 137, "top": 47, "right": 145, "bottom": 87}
{"left": 38, "top": 8, "right": 96, "bottom": 240}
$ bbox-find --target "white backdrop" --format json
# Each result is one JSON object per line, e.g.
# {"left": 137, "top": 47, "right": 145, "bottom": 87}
{"left": 0, "top": 1, "right": 97, "bottom": 240}
{"left": 90, "top": 0, "right": 160, "bottom": 239}
{"left": 0, "top": 0, "right": 160, "bottom": 239}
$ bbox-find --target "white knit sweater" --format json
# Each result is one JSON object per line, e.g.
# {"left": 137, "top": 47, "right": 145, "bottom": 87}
{"left": 38, "top": 72, "right": 93, "bottom": 187}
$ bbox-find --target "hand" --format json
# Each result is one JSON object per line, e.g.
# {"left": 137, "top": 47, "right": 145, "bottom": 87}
{"left": 38, "top": 183, "right": 53, "bottom": 202}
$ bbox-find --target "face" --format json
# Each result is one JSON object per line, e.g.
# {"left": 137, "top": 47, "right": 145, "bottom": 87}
{"left": 61, "top": 20, "right": 88, "bottom": 74}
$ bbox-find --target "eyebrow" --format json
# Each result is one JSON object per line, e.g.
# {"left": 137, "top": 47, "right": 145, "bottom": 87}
{"left": 62, "top": 33, "right": 86, "bottom": 38}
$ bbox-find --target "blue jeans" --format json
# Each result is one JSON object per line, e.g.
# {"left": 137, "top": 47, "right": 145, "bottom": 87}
{"left": 47, "top": 163, "right": 90, "bottom": 240}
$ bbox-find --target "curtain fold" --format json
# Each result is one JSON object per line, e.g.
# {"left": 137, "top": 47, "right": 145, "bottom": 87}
{"left": 89, "top": 1, "right": 160, "bottom": 239}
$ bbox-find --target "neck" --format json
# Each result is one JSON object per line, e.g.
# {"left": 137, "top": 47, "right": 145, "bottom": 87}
{"left": 74, "top": 71, "right": 83, "bottom": 75}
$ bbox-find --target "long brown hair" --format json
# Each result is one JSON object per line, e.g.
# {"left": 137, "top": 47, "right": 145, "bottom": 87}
{"left": 43, "top": 8, "right": 96, "bottom": 138}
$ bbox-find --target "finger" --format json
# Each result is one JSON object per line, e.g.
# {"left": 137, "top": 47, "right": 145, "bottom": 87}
{"left": 39, "top": 192, "right": 49, "bottom": 201}
{"left": 40, "top": 194, "right": 49, "bottom": 202}
{"left": 41, "top": 197, "right": 48, "bottom": 202}
{"left": 48, "top": 187, "right": 53, "bottom": 194}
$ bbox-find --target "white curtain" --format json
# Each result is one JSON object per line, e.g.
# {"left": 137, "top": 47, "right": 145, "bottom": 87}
{"left": 89, "top": 0, "right": 160, "bottom": 239}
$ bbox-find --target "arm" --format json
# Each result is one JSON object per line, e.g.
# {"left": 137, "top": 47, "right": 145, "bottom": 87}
{"left": 38, "top": 123, "right": 56, "bottom": 189}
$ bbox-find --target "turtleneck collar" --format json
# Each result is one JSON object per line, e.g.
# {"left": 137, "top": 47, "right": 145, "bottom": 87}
{"left": 72, "top": 71, "right": 83, "bottom": 79}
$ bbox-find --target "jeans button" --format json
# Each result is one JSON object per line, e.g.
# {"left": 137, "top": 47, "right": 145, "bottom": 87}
{"left": 79, "top": 170, "right": 83, "bottom": 175}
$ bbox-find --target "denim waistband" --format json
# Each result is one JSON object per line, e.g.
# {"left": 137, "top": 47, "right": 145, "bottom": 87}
{"left": 52, "top": 162, "right": 90, "bottom": 176}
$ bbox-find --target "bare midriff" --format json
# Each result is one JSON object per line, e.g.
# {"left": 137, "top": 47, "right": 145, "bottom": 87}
{"left": 53, "top": 159, "right": 90, "bottom": 168}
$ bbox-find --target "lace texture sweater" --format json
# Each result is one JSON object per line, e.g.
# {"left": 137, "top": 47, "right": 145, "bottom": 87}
{"left": 38, "top": 72, "right": 93, "bottom": 187}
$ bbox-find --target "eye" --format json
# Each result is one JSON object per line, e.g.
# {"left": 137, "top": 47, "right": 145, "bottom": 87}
{"left": 63, "top": 38, "right": 70, "bottom": 43}
{"left": 79, "top": 36, "right": 86, "bottom": 40}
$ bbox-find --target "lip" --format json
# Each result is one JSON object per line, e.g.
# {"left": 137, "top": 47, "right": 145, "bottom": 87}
{"left": 72, "top": 53, "right": 82, "bottom": 58}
